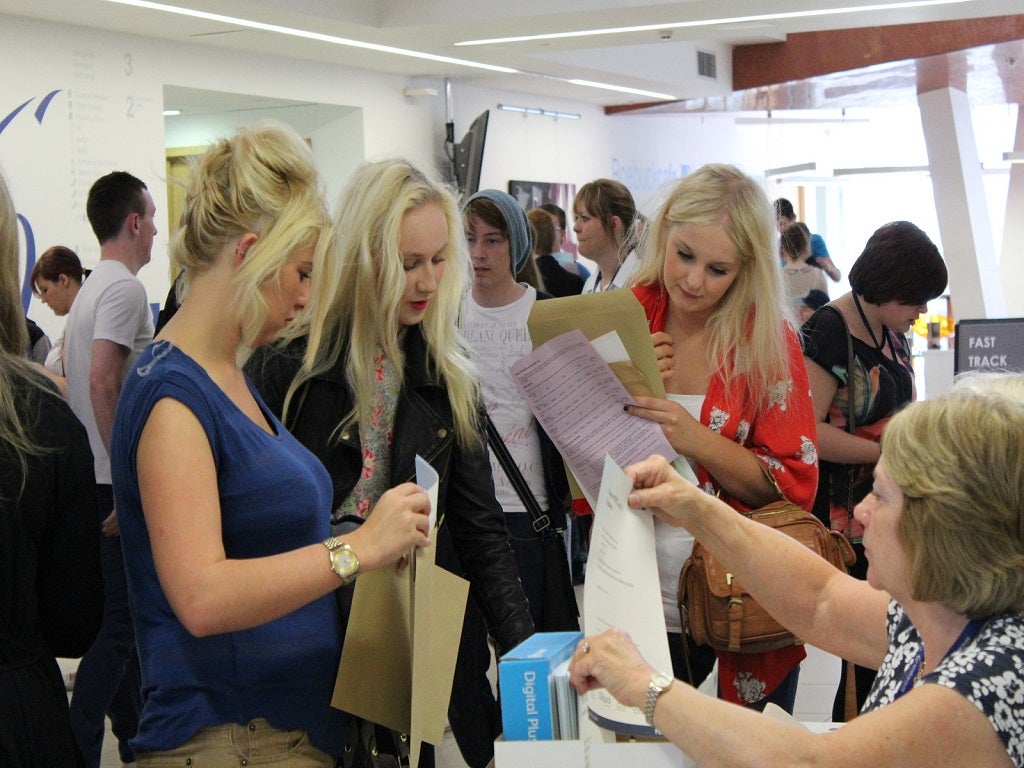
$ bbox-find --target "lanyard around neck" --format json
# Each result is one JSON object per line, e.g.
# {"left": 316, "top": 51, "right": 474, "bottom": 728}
{"left": 896, "top": 618, "right": 985, "bottom": 698}
{"left": 852, "top": 292, "right": 888, "bottom": 353}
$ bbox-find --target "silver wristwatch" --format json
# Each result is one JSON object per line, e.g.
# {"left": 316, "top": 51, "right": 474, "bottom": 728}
{"left": 643, "top": 673, "right": 674, "bottom": 725}
{"left": 323, "top": 537, "right": 359, "bottom": 585}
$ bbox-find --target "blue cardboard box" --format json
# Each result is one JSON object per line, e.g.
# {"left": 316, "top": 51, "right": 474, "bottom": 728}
{"left": 498, "top": 631, "right": 583, "bottom": 741}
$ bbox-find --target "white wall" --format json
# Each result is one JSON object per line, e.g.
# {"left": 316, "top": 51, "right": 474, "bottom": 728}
{"left": 0, "top": 13, "right": 447, "bottom": 340}
{"left": 447, "top": 83, "right": 752, "bottom": 218}
{"left": 164, "top": 102, "right": 365, "bottom": 206}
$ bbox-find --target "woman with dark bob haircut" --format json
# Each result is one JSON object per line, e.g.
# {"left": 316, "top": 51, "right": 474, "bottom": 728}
{"left": 800, "top": 220, "right": 947, "bottom": 719}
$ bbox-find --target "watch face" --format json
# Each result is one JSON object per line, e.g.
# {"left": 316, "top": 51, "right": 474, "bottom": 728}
{"left": 334, "top": 549, "right": 358, "bottom": 575}
{"left": 653, "top": 673, "right": 673, "bottom": 691}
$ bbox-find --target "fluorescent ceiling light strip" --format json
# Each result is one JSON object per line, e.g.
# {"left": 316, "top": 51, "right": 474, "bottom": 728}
{"left": 568, "top": 79, "right": 676, "bottom": 100}
{"left": 765, "top": 162, "right": 817, "bottom": 176}
{"left": 833, "top": 165, "right": 929, "bottom": 175}
{"left": 456, "top": 0, "right": 971, "bottom": 46}
{"left": 103, "top": 0, "right": 517, "bottom": 73}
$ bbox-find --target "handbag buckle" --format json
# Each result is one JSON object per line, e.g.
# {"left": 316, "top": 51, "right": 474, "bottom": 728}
{"left": 532, "top": 514, "right": 551, "bottom": 533}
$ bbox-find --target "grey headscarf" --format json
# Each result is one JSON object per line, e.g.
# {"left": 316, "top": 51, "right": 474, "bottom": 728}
{"left": 464, "top": 189, "right": 533, "bottom": 273}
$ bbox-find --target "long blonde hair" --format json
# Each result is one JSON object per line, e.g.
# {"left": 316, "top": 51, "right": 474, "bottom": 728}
{"left": 285, "top": 159, "right": 480, "bottom": 447}
{"left": 170, "top": 122, "right": 328, "bottom": 355}
{"left": 1, "top": 168, "right": 56, "bottom": 499}
{"left": 631, "top": 164, "right": 791, "bottom": 409}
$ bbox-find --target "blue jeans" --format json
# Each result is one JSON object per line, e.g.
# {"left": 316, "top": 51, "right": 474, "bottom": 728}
{"left": 69, "top": 485, "right": 142, "bottom": 767}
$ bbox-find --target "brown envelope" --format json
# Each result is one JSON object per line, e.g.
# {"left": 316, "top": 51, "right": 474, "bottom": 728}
{"left": 333, "top": 532, "right": 468, "bottom": 764}
{"left": 332, "top": 565, "right": 414, "bottom": 731}
{"left": 527, "top": 290, "right": 665, "bottom": 398}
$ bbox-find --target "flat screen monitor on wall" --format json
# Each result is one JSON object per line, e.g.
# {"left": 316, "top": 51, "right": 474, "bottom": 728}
{"left": 454, "top": 110, "right": 489, "bottom": 197}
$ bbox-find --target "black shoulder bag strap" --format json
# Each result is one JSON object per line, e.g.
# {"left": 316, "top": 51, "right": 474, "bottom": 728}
{"left": 482, "top": 411, "right": 554, "bottom": 534}
{"left": 831, "top": 305, "right": 857, "bottom": 435}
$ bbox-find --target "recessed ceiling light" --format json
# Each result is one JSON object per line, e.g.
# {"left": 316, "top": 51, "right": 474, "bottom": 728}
{"left": 568, "top": 79, "right": 676, "bottom": 101}
{"left": 456, "top": 0, "right": 973, "bottom": 46}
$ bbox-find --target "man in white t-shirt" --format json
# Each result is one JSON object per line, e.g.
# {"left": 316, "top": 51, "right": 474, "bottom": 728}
{"left": 454, "top": 189, "right": 574, "bottom": 768}
{"left": 65, "top": 171, "right": 155, "bottom": 768}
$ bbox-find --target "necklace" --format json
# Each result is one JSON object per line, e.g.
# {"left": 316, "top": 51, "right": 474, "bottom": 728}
{"left": 852, "top": 292, "right": 888, "bottom": 353}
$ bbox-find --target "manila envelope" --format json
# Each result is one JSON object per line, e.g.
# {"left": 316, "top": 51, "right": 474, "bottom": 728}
{"left": 527, "top": 290, "right": 665, "bottom": 398}
{"left": 332, "top": 565, "right": 414, "bottom": 731}
{"left": 409, "top": 542, "right": 469, "bottom": 768}
{"left": 333, "top": 457, "right": 468, "bottom": 764}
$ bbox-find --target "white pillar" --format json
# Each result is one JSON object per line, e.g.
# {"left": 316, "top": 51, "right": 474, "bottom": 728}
{"left": 1000, "top": 106, "right": 1024, "bottom": 317}
{"left": 918, "top": 86, "right": 1006, "bottom": 320}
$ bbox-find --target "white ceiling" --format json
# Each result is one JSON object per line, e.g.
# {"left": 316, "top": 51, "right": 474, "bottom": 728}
{"left": 0, "top": 0, "right": 1019, "bottom": 107}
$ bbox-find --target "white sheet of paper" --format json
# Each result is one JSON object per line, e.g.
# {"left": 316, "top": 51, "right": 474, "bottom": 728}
{"left": 509, "top": 329, "right": 676, "bottom": 506}
{"left": 415, "top": 455, "right": 439, "bottom": 532}
{"left": 584, "top": 455, "right": 673, "bottom": 735}
{"left": 589, "top": 330, "right": 631, "bottom": 364}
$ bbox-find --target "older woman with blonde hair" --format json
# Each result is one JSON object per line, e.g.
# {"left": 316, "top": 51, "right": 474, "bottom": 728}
{"left": 110, "top": 125, "right": 432, "bottom": 767}
{"left": 626, "top": 163, "right": 818, "bottom": 712}
{"left": 572, "top": 372, "right": 1024, "bottom": 767}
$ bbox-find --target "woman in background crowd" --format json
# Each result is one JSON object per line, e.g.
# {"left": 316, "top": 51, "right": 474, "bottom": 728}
{"left": 527, "top": 206, "right": 584, "bottom": 297}
{"left": 110, "top": 124, "right": 431, "bottom": 766}
{"left": 801, "top": 220, "right": 947, "bottom": 720}
{"left": 780, "top": 222, "right": 827, "bottom": 315}
{"left": 575, "top": 178, "right": 639, "bottom": 293}
{"left": 538, "top": 202, "right": 591, "bottom": 280}
{"left": 627, "top": 163, "right": 818, "bottom": 712}
{"left": 31, "top": 245, "right": 89, "bottom": 379}
{"left": 1, "top": 169, "right": 103, "bottom": 767}
{"left": 775, "top": 197, "right": 841, "bottom": 282}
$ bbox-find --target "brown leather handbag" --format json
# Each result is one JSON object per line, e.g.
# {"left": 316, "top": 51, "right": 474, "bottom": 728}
{"left": 678, "top": 500, "right": 855, "bottom": 654}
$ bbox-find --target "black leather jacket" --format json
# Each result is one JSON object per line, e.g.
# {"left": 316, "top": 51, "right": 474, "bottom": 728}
{"left": 245, "top": 326, "right": 534, "bottom": 654}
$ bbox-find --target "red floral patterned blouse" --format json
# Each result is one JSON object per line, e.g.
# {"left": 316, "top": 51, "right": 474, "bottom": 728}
{"left": 633, "top": 283, "right": 820, "bottom": 706}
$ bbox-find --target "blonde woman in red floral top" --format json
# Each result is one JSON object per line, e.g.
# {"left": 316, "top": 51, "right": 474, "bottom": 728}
{"left": 625, "top": 164, "right": 819, "bottom": 712}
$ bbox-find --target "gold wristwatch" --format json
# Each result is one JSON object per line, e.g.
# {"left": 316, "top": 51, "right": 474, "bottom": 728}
{"left": 323, "top": 537, "right": 359, "bottom": 585}
{"left": 644, "top": 673, "right": 674, "bottom": 726}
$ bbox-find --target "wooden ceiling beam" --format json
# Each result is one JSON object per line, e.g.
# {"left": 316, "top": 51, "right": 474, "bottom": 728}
{"left": 733, "top": 14, "right": 1024, "bottom": 91}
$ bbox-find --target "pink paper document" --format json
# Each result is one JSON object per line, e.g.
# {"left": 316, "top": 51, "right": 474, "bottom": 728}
{"left": 509, "top": 328, "right": 676, "bottom": 505}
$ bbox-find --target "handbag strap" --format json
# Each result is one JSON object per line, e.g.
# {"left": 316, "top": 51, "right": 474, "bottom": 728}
{"left": 482, "top": 411, "right": 554, "bottom": 535}
{"left": 828, "top": 304, "right": 857, "bottom": 435}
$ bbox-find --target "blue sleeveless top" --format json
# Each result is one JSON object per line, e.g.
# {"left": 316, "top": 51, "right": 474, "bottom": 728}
{"left": 111, "top": 341, "right": 348, "bottom": 756}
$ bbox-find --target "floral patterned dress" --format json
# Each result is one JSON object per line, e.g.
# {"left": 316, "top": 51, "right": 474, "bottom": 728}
{"left": 801, "top": 305, "right": 914, "bottom": 539}
{"left": 864, "top": 601, "right": 1024, "bottom": 766}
